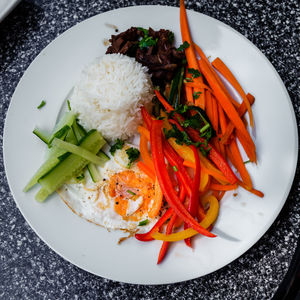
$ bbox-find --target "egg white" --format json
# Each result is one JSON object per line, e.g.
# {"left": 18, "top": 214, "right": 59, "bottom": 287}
{"left": 58, "top": 143, "right": 159, "bottom": 233}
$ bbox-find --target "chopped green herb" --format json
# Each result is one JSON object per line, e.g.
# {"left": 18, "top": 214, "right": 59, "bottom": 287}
{"left": 193, "top": 91, "right": 202, "bottom": 100}
{"left": 243, "top": 160, "right": 251, "bottom": 164}
{"left": 182, "top": 115, "right": 202, "bottom": 129}
{"left": 76, "top": 173, "right": 85, "bottom": 181}
{"left": 138, "top": 219, "right": 149, "bottom": 226}
{"left": 156, "top": 116, "right": 165, "bottom": 120}
{"left": 110, "top": 139, "right": 124, "bottom": 155}
{"left": 188, "top": 68, "right": 201, "bottom": 78}
{"left": 139, "top": 36, "right": 158, "bottom": 49}
{"left": 126, "top": 147, "right": 140, "bottom": 168}
{"left": 137, "top": 27, "right": 149, "bottom": 35}
{"left": 67, "top": 99, "right": 71, "bottom": 111}
{"left": 200, "top": 123, "right": 210, "bottom": 133}
{"left": 164, "top": 124, "right": 192, "bottom": 146}
{"left": 183, "top": 78, "right": 193, "bottom": 83}
{"left": 200, "top": 146, "right": 209, "bottom": 157}
{"left": 173, "top": 166, "right": 178, "bottom": 172}
{"left": 204, "top": 138, "right": 208, "bottom": 148}
{"left": 37, "top": 100, "right": 46, "bottom": 109}
{"left": 127, "top": 190, "right": 136, "bottom": 196}
{"left": 168, "top": 31, "right": 175, "bottom": 43}
{"left": 177, "top": 41, "right": 190, "bottom": 51}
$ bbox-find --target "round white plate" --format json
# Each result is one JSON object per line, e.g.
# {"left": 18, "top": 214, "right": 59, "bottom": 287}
{"left": 3, "top": 6, "right": 298, "bottom": 284}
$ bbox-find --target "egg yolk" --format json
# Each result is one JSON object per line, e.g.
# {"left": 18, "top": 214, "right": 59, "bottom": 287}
{"left": 108, "top": 170, "right": 155, "bottom": 221}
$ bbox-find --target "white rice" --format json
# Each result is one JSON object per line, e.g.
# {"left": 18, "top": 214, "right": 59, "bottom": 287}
{"left": 70, "top": 54, "right": 153, "bottom": 141}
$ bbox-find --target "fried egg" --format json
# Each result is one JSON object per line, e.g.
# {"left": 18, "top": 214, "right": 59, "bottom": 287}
{"left": 58, "top": 144, "right": 159, "bottom": 233}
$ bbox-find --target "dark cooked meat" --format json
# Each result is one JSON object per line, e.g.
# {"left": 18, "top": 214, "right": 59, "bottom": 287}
{"left": 106, "top": 27, "right": 185, "bottom": 85}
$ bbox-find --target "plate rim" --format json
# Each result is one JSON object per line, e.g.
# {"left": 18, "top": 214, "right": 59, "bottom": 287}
{"left": 3, "top": 5, "right": 299, "bottom": 285}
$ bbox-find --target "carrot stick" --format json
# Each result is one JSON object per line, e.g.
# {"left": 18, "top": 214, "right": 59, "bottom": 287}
{"left": 138, "top": 125, "right": 150, "bottom": 140}
{"left": 212, "top": 57, "right": 254, "bottom": 128}
{"left": 218, "top": 103, "right": 227, "bottom": 135}
{"left": 139, "top": 134, "right": 155, "bottom": 173}
{"left": 235, "top": 129, "right": 256, "bottom": 163}
{"left": 210, "top": 183, "right": 238, "bottom": 191}
{"left": 184, "top": 82, "right": 213, "bottom": 93}
{"left": 221, "top": 93, "right": 255, "bottom": 144}
{"left": 238, "top": 180, "right": 264, "bottom": 198}
{"left": 211, "top": 95, "right": 219, "bottom": 132}
{"left": 198, "top": 59, "right": 255, "bottom": 151}
{"left": 228, "top": 139, "right": 253, "bottom": 189}
{"left": 180, "top": 0, "right": 205, "bottom": 109}
{"left": 205, "top": 90, "right": 213, "bottom": 126}
{"left": 185, "top": 85, "right": 194, "bottom": 103}
{"left": 137, "top": 161, "right": 156, "bottom": 182}
{"left": 217, "top": 191, "right": 225, "bottom": 201}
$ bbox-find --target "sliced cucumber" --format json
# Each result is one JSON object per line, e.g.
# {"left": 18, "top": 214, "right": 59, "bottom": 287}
{"left": 36, "top": 130, "right": 104, "bottom": 202}
{"left": 48, "top": 125, "right": 70, "bottom": 146}
{"left": 65, "top": 125, "right": 78, "bottom": 145}
{"left": 87, "top": 163, "right": 101, "bottom": 183}
{"left": 48, "top": 111, "right": 76, "bottom": 145}
{"left": 72, "top": 120, "right": 86, "bottom": 141}
{"left": 52, "top": 136, "right": 106, "bottom": 165}
{"left": 33, "top": 128, "right": 50, "bottom": 144}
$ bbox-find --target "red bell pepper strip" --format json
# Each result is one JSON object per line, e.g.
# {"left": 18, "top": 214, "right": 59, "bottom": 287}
{"left": 155, "top": 89, "right": 237, "bottom": 185}
{"left": 135, "top": 208, "right": 173, "bottom": 242}
{"left": 184, "top": 145, "right": 201, "bottom": 247}
{"left": 141, "top": 106, "right": 153, "bottom": 130}
{"left": 157, "top": 213, "right": 177, "bottom": 264}
{"left": 150, "top": 119, "right": 215, "bottom": 238}
{"left": 163, "top": 140, "right": 192, "bottom": 197}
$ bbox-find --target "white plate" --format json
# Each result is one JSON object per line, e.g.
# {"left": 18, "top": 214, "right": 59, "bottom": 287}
{"left": 0, "top": 0, "right": 20, "bottom": 22}
{"left": 3, "top": 6, "right": 298, "bottom": 284}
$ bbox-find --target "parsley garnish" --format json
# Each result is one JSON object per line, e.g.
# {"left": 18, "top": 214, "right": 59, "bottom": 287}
{"left": 137, "top": 27, "right": 149, "bottom": 35}
{"left": 126, "top": 147, "right": 140, "bottom": 168}
{"left": 67, "top": 99, "right": 71, "bottom": 111}
{"left": 139, "top": 36, "right": 158, "bottom": 49}
{"left": 188, "top": 68, "right": 201, "bottom": 78}
{"left": 168, "top": 31, "right": 175, "bottom": 43}
{"left": 127, "top": 190, "right": 136, "bottom": 196}
{"left": 138, "top": 219, "right": 149, "bottom": 226}
{"left": 37, "top": 100, "right": 46, "bottom": 109}
{"left": 173, "top": 166, "right": 178, "bottom": 172}
{"left": 243, "top": 160, "right": 251, "bottom": 164}
{"left": 183, "top": 78, "right": 193, "bottom": 83}
{"left": 193, "top": 91, "right": 202, "bottom": 100}
{"left": 156, "top": 116, "right": 165, "bottom": 120}
{"left": 177, "top": 41, "right": 190, "bottom": 51}
{"left": 110, "top": 139, "right": 124, "bottom": 155}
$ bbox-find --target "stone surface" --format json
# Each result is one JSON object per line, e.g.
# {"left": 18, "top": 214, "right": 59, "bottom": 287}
{"left": 0, "top": 0, "right": 299, "bottom": 299}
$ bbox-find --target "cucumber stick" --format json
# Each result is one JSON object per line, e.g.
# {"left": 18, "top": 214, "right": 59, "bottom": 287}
{"left": 36, "top": 130, "right": 104, "bottom": 202}
{"left": 52, "top": 136, "right": 106, "bottom": 165}
{"left": 87, "top": 163, "right": 101, "bottom": 183}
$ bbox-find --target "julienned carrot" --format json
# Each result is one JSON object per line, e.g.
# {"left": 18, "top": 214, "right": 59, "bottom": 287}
{"left": 137, "top": 161, "right": 156, "bottom": 182}
{"left": 198, "top": 59, "right": 255, "bottom": 152}
{"left": 238, "top": 180, "right": 264, "bottom": 198}
{"left": 193, "top": 43, "right": 240, "bottom": 109}
{"left": 212, "top": 57, "right": 254, "bottom": 128}
{"left": 211, "top": 95, "right": 219, "bottom": 132}
{"left": 185, "top": 85, "right": 194, "bottom": 103}
{"left": 217, "top": 191, "right": 225, "bottom": 201}
{"left": 221, "top": 93, "right": 255, "bottom": 144}
{"left": 138, "top": 125, "right": 150, "bottom": 140}
{"left": 228, "top": 139, "right": 253, "bottom": 189}
{"left": 148, "top": 178, "right": 164, "bottom": 219}
{"left": 184, "top": 82, "right": 213, "bottom": 93}
{"left": 205, "top": 90, "right": 213, "bottom": 126}
{"left": 218, "top": 103, "right": 227, "bottom": 135}
{"left": 235, "top": 129, "right": 256, "bottom": 163}
{"left": 139, "top": 134, "right": 155, "bottom": 173}
{"left": 180, "top": 0, "right": 205, "bottom": 109}
{"left": 210, "top": 183, "right": 238, "bottom": 191}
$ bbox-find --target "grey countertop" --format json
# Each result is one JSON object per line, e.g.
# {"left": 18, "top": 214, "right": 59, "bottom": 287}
{"left": 0, "top": 0, "right": 299, "bottom": 299}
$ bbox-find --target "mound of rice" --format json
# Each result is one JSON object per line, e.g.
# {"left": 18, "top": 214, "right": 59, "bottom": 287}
{"left": 70, "top": 54, "right": 153, "bottom": 141}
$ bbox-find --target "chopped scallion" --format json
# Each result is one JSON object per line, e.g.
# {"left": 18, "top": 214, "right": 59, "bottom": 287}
{"left": 138, "top": 219, "right": 149, "bottom": 226}
{"left": 37, "top": 100, "right": 46, "bottom": 109}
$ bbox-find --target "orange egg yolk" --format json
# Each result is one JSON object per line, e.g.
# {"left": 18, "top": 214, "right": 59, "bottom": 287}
{"left": 108, "top": 170, "right": 155, "bottom": 221}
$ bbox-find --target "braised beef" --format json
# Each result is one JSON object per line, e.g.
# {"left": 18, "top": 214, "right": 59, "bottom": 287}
{"left": 106, "top": 27, "right": 185, "bottom": 85}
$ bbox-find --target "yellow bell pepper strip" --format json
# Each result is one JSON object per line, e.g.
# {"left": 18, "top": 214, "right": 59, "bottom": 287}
{"left": 151, "top": 195, "right": 219, "bottom": 242}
